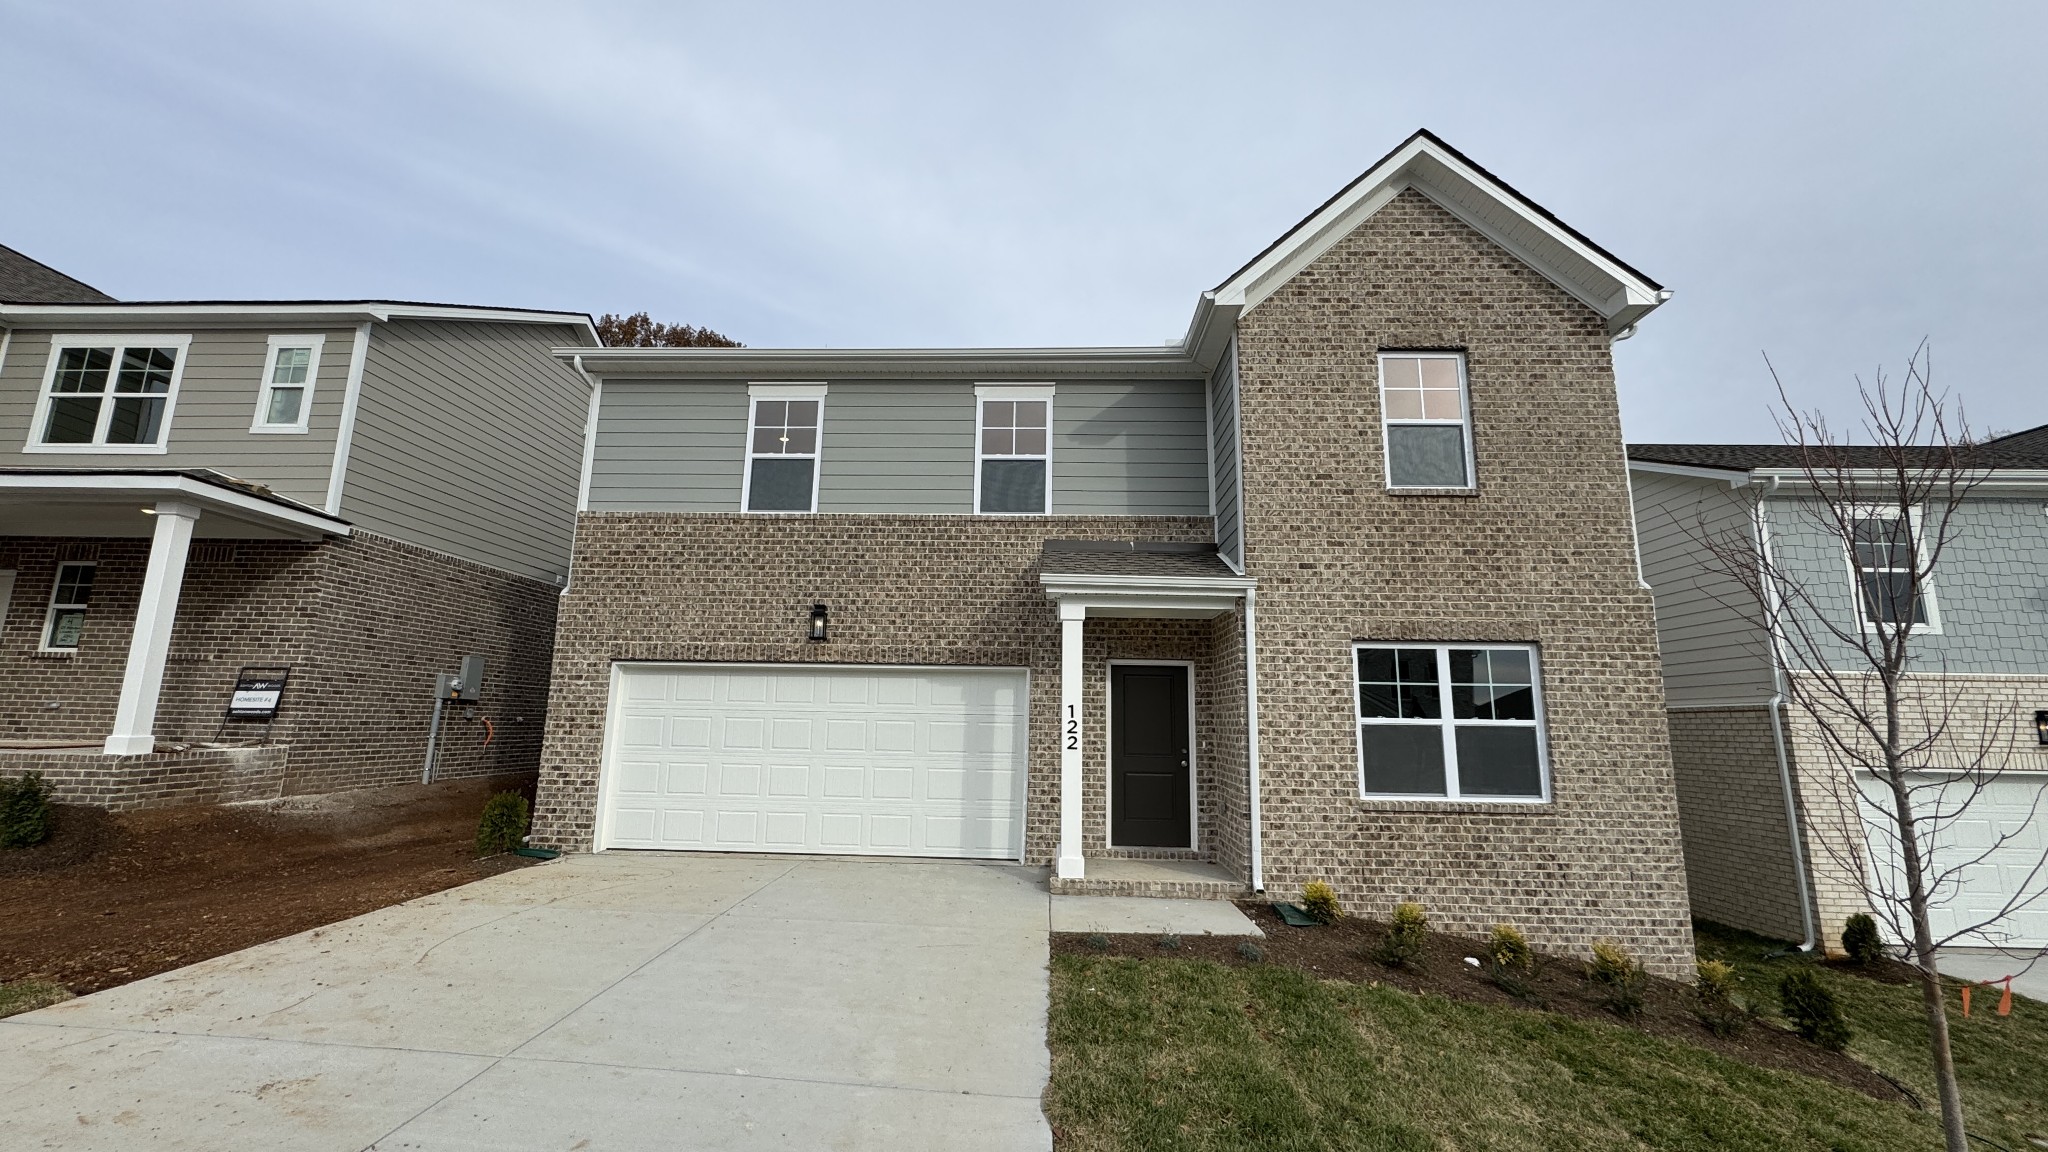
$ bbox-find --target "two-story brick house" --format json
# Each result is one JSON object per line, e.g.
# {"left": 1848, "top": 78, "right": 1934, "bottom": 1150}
{"left": 529, "top": 131, "right": 1697, "bottom": 974}
{"left": 0, "top": 288, "right": 598, "bottom": 807}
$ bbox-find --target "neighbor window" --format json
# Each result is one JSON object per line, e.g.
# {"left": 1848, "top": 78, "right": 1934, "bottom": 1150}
{"left": 976, "top": 386, "right": 1052, "bottom": 515}
{"left": 29, "top": 337, "right": 190, "bottom": 451}
{"left": 1355, "top": 643, "right": 1548, "bottom": 800}
{"left": 1848, "top": 507, "right": 1939, "bottom": 632}
{"left": 43, "top": 562, "right": 95, "bottom": 651}
{"left": 743, "top": 386, "right": 824, "bottom": 513}
{"left": 251, "top": 335, "right": 325, "bottom": 433}
{"left": 1379, "top": 352, "right": 1473, "bottom": 488}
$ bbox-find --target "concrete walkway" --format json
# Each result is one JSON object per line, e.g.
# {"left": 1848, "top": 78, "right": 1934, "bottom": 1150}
{"left": 2, "top": 854, "right": 1054, "bottom": 1151}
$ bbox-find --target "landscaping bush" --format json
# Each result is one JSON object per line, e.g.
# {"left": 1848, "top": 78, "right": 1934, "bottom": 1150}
{"left": 1236, "top": 941, "right": 1264, "bottom": 963}
{"left": 1374, "top": 900, "right": 1428, "bottom": 967}
{"left": 1085, "top": 933, "right": 1110, "bottom": 952}
{"left": 1840, "top": 913, "right": 1884, "bottom": 965}
{"left": 1778, "top": 967, "right": 1852, "bottom": 1051}
{"left": 1587, "top": 940, "right": 1646, "bottom": 1018}
{"left": 1300, "top": 881, "right": 1343, "bottom": 924}
{"left": 1692, "top": 959, "right": 1747, "bottom": 1036}
{"left": 0, "top": 772, "right": 53, "bottom": 850}
{"left": 1157, "top": 933, "right": 1183, "bottom": 952}
{"left": 1486, "top": 923, "right": 1535, "bottom": 996}
{"left": 474, "top": 791, "right": 530, "bottom": 856}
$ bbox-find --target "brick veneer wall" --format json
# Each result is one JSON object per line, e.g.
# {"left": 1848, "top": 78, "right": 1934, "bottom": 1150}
{"left": 1232, "top": 188, "right": 1696, "bottom": 976}
{"left": 1666, "top": 705, "right": 1807, "bottom": 940}
{"left": 528, "top": 513, "right": 1223, "bottom": 858}
{"left": 5, "top": 746, "right": 287, "bottom": 810}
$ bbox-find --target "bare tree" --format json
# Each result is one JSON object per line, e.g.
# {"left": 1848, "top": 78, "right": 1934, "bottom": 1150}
{"left": 595, "top": 311, "right": 742, "bottom": 348}
{"left": 1693, "top": 344, "right": 2048, "bottom": 1152}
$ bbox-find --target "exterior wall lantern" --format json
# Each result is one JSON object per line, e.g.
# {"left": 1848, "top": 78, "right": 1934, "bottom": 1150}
{"left": 809, "top": 604, "right": 829, "bottom": 643}
{"left": 2036, "top": 709, "right": 2048, "bottom": 746}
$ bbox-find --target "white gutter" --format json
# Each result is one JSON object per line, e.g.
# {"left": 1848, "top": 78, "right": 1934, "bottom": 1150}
{"left": 1244, "top": 586, "right": 1265, "bottom": 893}
{"left": 324, "top": 321, "right": 372, "bottom": 516}
{"left": 1753, "top": 477, "right": 1818, "bottom": 952}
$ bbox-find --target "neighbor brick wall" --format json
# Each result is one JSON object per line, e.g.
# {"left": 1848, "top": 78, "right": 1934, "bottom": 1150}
{"left": 1232, "top": 188, "right": 1696, "bottom": 976}
{"left": 528, "top": 514, "right": 1225, "bottom": 858}
{"left": 1666, "top": 705, "right": 1807, "bottom": 941}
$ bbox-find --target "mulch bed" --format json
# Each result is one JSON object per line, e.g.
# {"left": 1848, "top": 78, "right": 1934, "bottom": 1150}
{"left": 1052, "top": 902, "right": 1913, "bottom": 1107}
{"left": 0, "top": 773, "right": 540, "bottom": 995}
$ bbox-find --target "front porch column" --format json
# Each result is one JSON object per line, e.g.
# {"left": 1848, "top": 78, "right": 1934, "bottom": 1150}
{"left": 104, "top": 501, "right": 201, "bottom": 756}
{"left": 1056, "top": 600, "right": 1086, "bottom": 879}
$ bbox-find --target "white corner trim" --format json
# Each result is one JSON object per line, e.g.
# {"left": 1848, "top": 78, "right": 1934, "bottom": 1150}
{"left": 574, "top": 357, "right": 602, "bottom": 513}
{"left": 248, "top": 333, "right": 326, "bottom": 434}
{"left": 974, "top": 383, "right": 1055, "bottom": 399}
{"left": 747, "top": 382, "right": 827, "bottom": 398}
{"left": 324, "top": 322, "right": 373, "bottom": 516}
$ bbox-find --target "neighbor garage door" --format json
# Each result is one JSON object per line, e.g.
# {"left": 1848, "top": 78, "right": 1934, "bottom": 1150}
{"left": 1860, "top": 772, "right": 2048, "bottom": 948}
{"left": 600, "top": 664, "right": 1028, "bottom": 859}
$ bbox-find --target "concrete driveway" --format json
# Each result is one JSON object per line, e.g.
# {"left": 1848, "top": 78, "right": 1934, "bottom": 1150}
{"left": 1, "top": 854, "right": 1053, "bottom": 1151}
{"left": 1936, "top": 947, "right": 2048, "bottom": 1002}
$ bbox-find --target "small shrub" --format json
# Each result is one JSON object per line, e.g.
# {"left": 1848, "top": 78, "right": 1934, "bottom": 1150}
{"left": 0, "top": 773, "right": 53, "bottom": 850}
{"left": 1841, "top": 914, "right": 1885, "bottom": 965}
{"left": 1085, "top": 933, "right": 1110, "bottom": 952}
{"left": 1692, "top": 959, "right": 1747, "bottom": 1036}
{"left": 1779, "top": 968, "right": 1852, "bottom": 1051}
{"left": 1236, "top": 941, "right": 1265, "bottom": 963}
{"left": 474, "top": 791, "right": 531, "bottom": 856}
{"left": 1587, "top": 940, "right": 1646, "bottom": 1019}
{"left": 1374, "top": 901, "right": 1429, "bottom": 967}
{"left": 1486, "top": 923, "right": 1535, "bottom": 996}
{"left": 1157, "top": 933, "right": 1183, "bottom": 952}
{"left": 1300, "top": 881, "right": 1343, "bottom": 924}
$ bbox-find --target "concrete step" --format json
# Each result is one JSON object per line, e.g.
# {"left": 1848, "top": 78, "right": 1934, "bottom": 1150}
{"left": 1047, "top": 857, "right": 1249, "bottom": 900}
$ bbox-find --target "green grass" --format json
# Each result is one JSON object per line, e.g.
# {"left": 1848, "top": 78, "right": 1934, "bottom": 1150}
{"left": 0, "top": 979, "right": 72, "bottom": 1019}
{"left": 1048, "top": 955, "right": 1945, "bottom": 1151}
{"left": 1697, "top": 923, "right": 2048, "bottom": 1151}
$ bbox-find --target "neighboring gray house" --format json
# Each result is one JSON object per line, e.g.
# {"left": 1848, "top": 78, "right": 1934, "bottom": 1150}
{"left": 1629, "top": 430, "right": 2048, "bottom": 951}
{"left": 0, "top": 243, "right": 115, "bottom": 305}
{"left": 530, "top": 130, "right": 1702, "bottom": 976}
{"left": 0, "top": 292, "right": 599, "bottom": 805}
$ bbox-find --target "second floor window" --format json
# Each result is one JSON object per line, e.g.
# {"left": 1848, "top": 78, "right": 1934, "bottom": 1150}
{"left": 976, "top": 388, "right": 1052, "bottom": 515}
{"left": 31, "top": 338, "right": 189, "bottom": 451}
{"left": 743, "top": 390, "right": 823, "bottom": 513}
{"left": 43, "top": 561, "right": 95, "bottom": 651}
{"left": 1849, "top": 507, "right": 1939, "bottom": 631}
{"left": 1379, "top": 352, "right": 1473, "bottom": 489}
{"left": 252, "top": 335, "right": 325, "bottom": 433}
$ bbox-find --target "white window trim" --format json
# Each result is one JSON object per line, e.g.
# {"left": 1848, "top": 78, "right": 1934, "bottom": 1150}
{"left": 973, "top": 383, "right": 1054, "bottom": 517}
{"left": 1353, "top": 641, "right": 1551, "bottom": 803}
{"left": 249, "top": 334, "right": 326, "bottom": 434}
{"left": 1377, "top": 351, "right": 1476, "bottom": 490}
{"left": 740, "top": 383, "right": 826, "bottom": 514}
{"left": 41, "top": 560, "right": 94, "bottom": 653}
{"left": 1842, "top": 503, "right": 1943, "bottom": 636}
{"left": 24, "top": 334, "right": 192, "bottom": 455}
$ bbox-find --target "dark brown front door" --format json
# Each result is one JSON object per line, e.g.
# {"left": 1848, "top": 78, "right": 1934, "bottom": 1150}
{"left": 1110, "top": 664, "right": 1191, "bottom": 848}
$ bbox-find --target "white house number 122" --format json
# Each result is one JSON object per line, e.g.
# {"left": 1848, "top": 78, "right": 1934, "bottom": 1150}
{"left": 1065, "top": 704, "right": 1078, "bottom": 750}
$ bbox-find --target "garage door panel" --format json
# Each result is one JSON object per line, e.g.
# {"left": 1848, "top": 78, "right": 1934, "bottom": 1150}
{"left": 603, "top": 665, "right": 1027, "bottom": 860}
{"left": 1861, "top": 773, "right": 2048, "bottom": 947}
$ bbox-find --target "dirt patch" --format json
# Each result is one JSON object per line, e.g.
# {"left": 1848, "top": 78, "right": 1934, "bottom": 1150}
{"left": 1052, "top": 902, "right": 1911, "bottom": 1107}
{"left": 0, "top": 773, "right": 539, "bottom": 995}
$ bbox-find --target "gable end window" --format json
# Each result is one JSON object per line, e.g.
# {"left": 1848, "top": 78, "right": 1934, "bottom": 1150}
{"left": 1378, "top": 352, "right": 1473, "bottom": 489}
{"left": 1847, "top": 506, "right": 1940, "bottom": 633}
{"left": 743, "top": 385, "right": 825, "bottom": 513}
{"left": 251, "top": 335, "right": 325, "bottom": 433}
{"left": 1355, "top": 643, "right": 1549, "bottom": 801}
{"left": 976, "top": 385, "right": 1052, "bottom": 515}
{"left": 43, "top": 561, "right": 95, "bottom": 651}
{"left": 28, "top": 336, "right": 191, "bottom": 453}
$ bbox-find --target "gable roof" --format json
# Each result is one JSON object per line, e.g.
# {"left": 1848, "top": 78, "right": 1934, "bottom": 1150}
{"left": 1980, "top": 421, "right": 2048, "bottom": 456}
{"left": 0, "top": 243, "right": 114, "bottom": 304}
{"left": 1208, "top": 129, "right": 1668, "bottom": 336}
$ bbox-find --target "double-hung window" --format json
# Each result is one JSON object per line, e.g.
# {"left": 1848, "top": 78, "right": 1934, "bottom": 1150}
{"left": 743, "top": 385, "right": 824, "bottom": 513}
{"left": 29, "top": 336, "right": 190, "bottom": 452}
{"left": 42, "top": 562, "right": 95, "bottom": 651}
{"left": 251, "top": 335, "right": 325, "bottom": 433}
{"left": 1379, "top": 352, "right": 1473, "bottom": 489}
{"left": 1355, "top": 643, "right": 1548, "bottom": 800}
{"left": 975, "top": 385, "right": 1052, "bottom": 515}
{"left": 1847, "top": 506, "right": 1940, "bottom": 632}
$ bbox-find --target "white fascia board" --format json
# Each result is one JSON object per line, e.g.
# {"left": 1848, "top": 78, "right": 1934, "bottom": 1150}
{"left": 1040, "top": 572, "right": 1257, "bottom": 595}
{"left": 1751, "top": 467, "right": 2048, "bottom": 495}
{"left": 559, "top": 345, "right": 1206, "bottom": 380}
{"left": 1627, "top": 460, "right": 1754, "bottom": 486}
{"left": 0, "top": 473, "right": 351, "bottom": 538}
{"left": 0, "top": 303, "right": 599, "bottom": 344}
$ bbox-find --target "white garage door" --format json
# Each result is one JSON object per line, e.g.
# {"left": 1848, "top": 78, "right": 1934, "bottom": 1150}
{"left": 1860, "top": 772, "right": 2048, "bottom": 948}
{"left": 600, "top": 664, "right": 1028, "bottom": 859}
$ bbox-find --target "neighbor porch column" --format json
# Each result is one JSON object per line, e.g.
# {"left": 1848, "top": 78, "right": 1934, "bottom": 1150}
{"left": 1056, "top": 600, "right": 1086, "bottom": 879}
{"left": 104, "top": 501, "right": 200, "bottom": 756}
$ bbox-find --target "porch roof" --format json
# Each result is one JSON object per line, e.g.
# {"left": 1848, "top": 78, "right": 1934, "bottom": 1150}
{"left": 1038, "top": 539, "right": 1253, "bottom": 618}
{"left": 0, "top": 468, "right": 350, "bottom": 541}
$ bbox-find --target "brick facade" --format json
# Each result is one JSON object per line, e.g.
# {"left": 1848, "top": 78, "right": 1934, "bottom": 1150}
{"left": 1666, "top": 705, "right": 1807, "bottom": 940}
{"left": 1232, "top": 189, "right": 1695, "bottom": 976}
{"left": 0, "top": 529, "right": 559, "bottom": 804}
{"left": 2, "top": 745, "right": 288, "bottom": 810}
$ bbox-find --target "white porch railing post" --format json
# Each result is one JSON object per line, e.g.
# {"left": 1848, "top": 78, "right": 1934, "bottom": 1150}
{"left": 104, "top": 501, "right": 201, "bottom": 756}
{"left": 1057, "top": 601, "right": 1086, "bottom": 879}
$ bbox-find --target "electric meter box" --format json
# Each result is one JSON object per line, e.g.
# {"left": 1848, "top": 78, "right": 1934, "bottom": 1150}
{"left": 444, "top": 655, "right": 485, "bottom": 702}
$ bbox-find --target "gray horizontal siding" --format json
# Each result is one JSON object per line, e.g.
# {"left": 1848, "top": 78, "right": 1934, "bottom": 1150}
{"left": 586, "top": 377, "right": 1212, "bottom": 517}
{"left": 340, "top": 319, "right": 590, "bottom": 581}
{"left": 1209, "top": 345, "right": 1242, "bottom": 568}
{"left": 0, "top": 326, "right": 355, "bottom": 506}
{"left": 1629, "top": 470, "right": 1776, "bottom": 706}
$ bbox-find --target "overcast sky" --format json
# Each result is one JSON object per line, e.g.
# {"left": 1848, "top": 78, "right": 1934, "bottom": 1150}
{"left": 3, "top": 1, "right": 2041, "bottom": 442}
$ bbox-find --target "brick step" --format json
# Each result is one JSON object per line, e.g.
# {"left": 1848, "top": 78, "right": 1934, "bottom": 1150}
{"left": 1048, "top": 858, "right": 1250, "bottom": 901}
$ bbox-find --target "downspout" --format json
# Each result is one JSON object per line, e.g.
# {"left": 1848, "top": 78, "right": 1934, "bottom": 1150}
{"left": 561, "top": 354, "right": 602, "bottom": 600}
{"left": 1243, "top": 586, "right": 1265, "bottom": 894}
{"left": 1754, "top": 476, "right": 1819, "bottom": 952}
